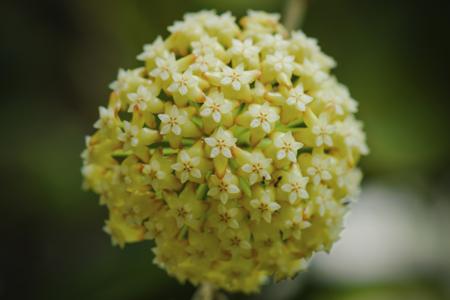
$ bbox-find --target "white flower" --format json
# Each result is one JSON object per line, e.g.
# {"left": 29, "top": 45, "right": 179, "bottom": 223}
{"left": 249, "top": 103, "right": 279, "bottom": 133}
{"left": 219, "top": 64, "right": 254, "bottom": 91}
{"left": 301, "top": 59, "right": 328, "bottom": 84}
{"left": 109, "top": 68, "right": 143, "bottom": 92}
{"left": 137, "top": 36, "right": 166, "bottom": 61}
{"left": 311, "top": 113, "right": 335, "bottom": 147}
{"left": 94, "top": 106, "right": 116, "bottom": 129}
{"left": 241, "top": 153, "right": 272, "bottom": 185}
{"left": 167, "top": 71, "right": 198, "bottom": 96}
{"left": 266, "top": 51, "right": 295, "bottom": 74}
{"left": 284, "top": 208, "right": 311, "bottom": 239}
{"left": 168, "top": 19, "right": 202, "bottom": 36}
{"left": 204, "top": 11, "right": 238, "bottom": 34}
{"left": 249, "top": 191, "right": 280, "bottom": 223}
{"left": 281, "top": 170, "right": 309, "bottom": 204}
{"left": 117, "top": 121, "right": 140, "bottom": 147}
{"left": 149, "top": 52, "right": 177, "bottom": 81}
{"left": 191, "top": 36, "right": 219, "bottom": 57}
{"left": 257, "top": 34, "right": 289, "bottom": 53}
{"left": 199, "top": 91, "right": 232, "bottom": 123}
{"left": 171, "top": 151, "right": 201, "bottom": 183}
{"left": 307, "top": 155, "right": 333, "bottom": 185}
{"left": 274, "top": 132, "right": 303, "bottom": 162}
{"left": 143, "top": 160, "right": 166, "bottom": 180}
{"left": 313, "top": 185, "right": 333, "bottom": 216}
{"left": 207, "top": 171, "right": 240, "bottom": 204}
{"left": 127, "top": 85, "right": 154, "bottom": 112}
{"left": 217, "top": 204, "right": 239, "bottom": 231}
{"left": 158, "top": 106, "right": 187, "bottom": 136}
{"left": 204, "top": 127, "right": 237, "bottom": 158}
{"left": 336, "top": 117, "right": 369, "bottom": 155}
{"left": 190, "top": 54, "right": 219, "bottom": 73}
{"left": 229, "top": 38, "right": 259, "bottom": 59}
{"left": 286, "top": 84, "right": 313, "bottom": 112}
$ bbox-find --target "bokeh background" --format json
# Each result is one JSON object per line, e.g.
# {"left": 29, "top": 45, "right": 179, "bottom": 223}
{"left": 1, "top": 0, "right": 450, "bottom": 299}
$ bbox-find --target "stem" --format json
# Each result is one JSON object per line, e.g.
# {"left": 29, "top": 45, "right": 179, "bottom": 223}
{"left": 192, "top": 283, "right": 216, "bottom": 300}
{"left": 283, "top": 0, "right": 308, "bottom": 31}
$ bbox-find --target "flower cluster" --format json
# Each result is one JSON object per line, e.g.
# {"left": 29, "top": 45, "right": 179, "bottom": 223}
{"left": 81, "top": 10, "right": 368, "bottom": 293}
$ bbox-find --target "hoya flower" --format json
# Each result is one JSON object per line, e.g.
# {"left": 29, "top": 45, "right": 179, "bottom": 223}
{"left": 266, "top": 51, "right": 295, "bottom": 74}
{"left": 283, "top": 207, "right": 311, "bottom": 240}
{"left": 281, "top": 166, "right": 309, "bottom": 204}
{"left": 117, "top": 121, "right": 148, "bottom": 149}
{"left": 93, "top": 106, "right": 116, "bottom": 129}
{"left": 109, "top": 68, "right": 145, "bottom": 93}
{"left": 199, "top": 91, "right": 232, "bottom": 123}
{"left": 189, "top": 54, "right": 219, "bottom": 73}
{"left": 217, "top": 64, "right": 257, "bottom": 91}
{"left": 82, "top": 11, "right": 368, "bottom": 294}
{"left": 171, "top": 150, "right": 202, "bottom": 183}
{"left": 228, "top": 38, "right": 260, "bottom": 67}
{"left": 249, "top": 103, "right": 280, "bottom": 133}
{"left": 149, "top": 52, "right": 177, "bottom": 81}
{"left": 215, "top": 204, "right": 240, "bottom": 231}
{"left": 305, "top": 154, "right": 334, "bottom": 185}
{"left": 249, "top": 189, "right": 281, "bottom": 223}
{"left": 241, "top": 151, "right": 272, "bottom": 185}
{"left": 167, "top": 70, "right": 198, "bottom": 96}
{"left": 274, "top": 132, "right": 303, "bottom": 162}
{"left": 336, "top": 116, "right": 369, "bottom": 155}
{"left": 311, "top": 113, "right": 335, "bottom": 147}
{"left": 257, "top": 34, "right": 289, "bottom": 54}
{"left": 204, "top": 127, "right": 237, "bottom": 158}
{"left": 127, "top": 84, "right": 162, "bottom": 113}
{"left": 158, "top": 105, "right": 187, "bottom": 136}
{"left": 207, "top": 170, "right": 240, "bottom": 204}
{"left": 286, "top": 84, "right": 313, "bottom": 112}
{"left": 142, "top": 160, "right": 166, "bottom": 181}
{"left": 137, "top": 36, "right": 166, "bottom": 62}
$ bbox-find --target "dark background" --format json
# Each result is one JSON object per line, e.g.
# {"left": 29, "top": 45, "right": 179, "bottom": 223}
{"left": 1, "top": 0, "right": 450, "bottom": 299}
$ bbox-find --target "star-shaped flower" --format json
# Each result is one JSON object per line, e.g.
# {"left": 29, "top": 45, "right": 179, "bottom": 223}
{"left": 266, "top": 51, "right": 295, "bottom": 74}
{"left": 158, "top": 105, "right": 187, "bottom": 136}
{"left": 281, "top": 168, "right": 309, "bottom": 204}
{"left": 241, "top": 152, "right": 272, "bottom": 185}
{"left": 171, "top": 151, "right": 201, "bottom": 183}
{"left": 142, "top": 160, "right": 166, "bottom": 181}
{"left": 307, "top": 155, "right": 333, "bottom": 185}
{"left": 217, "top": 204, "right": 239, "bottom": 231}
{"left": 311, "top": 113, "right": 335, "bottom": 147}
{"left": 284, "top": 208, "right": 311, "bottom": 240}
{"left": 109, "top": 68, "right": 144, "bottom": 92}
{"left": 219, "top": 64, "right": 257, "bottom": 91}
{"left": 207, "top": 170, "right": 240, "bottom": 204}
{"left": 117, "top": 121, "right": 140, "bottom": 148}
{"left": 94, "top": 106, "right": 116, "bottom": 129}
{"left": 149, "top": 52, "right": 177, "bottom": 81}
{"left": 249, "top": 103, "right": 279, "bottom": 133}
{"left": 286, "top": 84, "right": 313, "bottom": 112}
{"left": 167, "top": 70, "right": 198, "bottom": 96}
{"left": 249, "top": 191, "right": 281, "bottom": 223}
{"left": 127, "top": 85, "right": 155, "bottom": 112}
{"left": 229, "top": 38, "right": 260, "bottom": 60}
{"left": 274, "top": 132, "right": 303, "bottom": 162}
{"left": 137, "top": 36, "right": 166, "bottom": 61}
{"left": 199, "top": 91, "right": 232, "bottom": 123}
{"left": 204, "top": 127, "right": 237, "bottom": 159}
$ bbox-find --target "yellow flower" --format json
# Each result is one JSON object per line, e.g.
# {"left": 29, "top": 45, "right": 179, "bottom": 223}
{"left": 82, "top": 10, "right": 368, "bottom": 293}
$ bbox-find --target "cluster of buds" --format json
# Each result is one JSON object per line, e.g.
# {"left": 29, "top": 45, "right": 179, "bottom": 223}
{"left": 81, "top": 10, "right": 368, "bottom": 293}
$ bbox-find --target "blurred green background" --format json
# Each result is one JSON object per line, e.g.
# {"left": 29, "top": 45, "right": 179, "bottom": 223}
{"left": 1, "top": 0, "right": 449, "bottom": 299}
